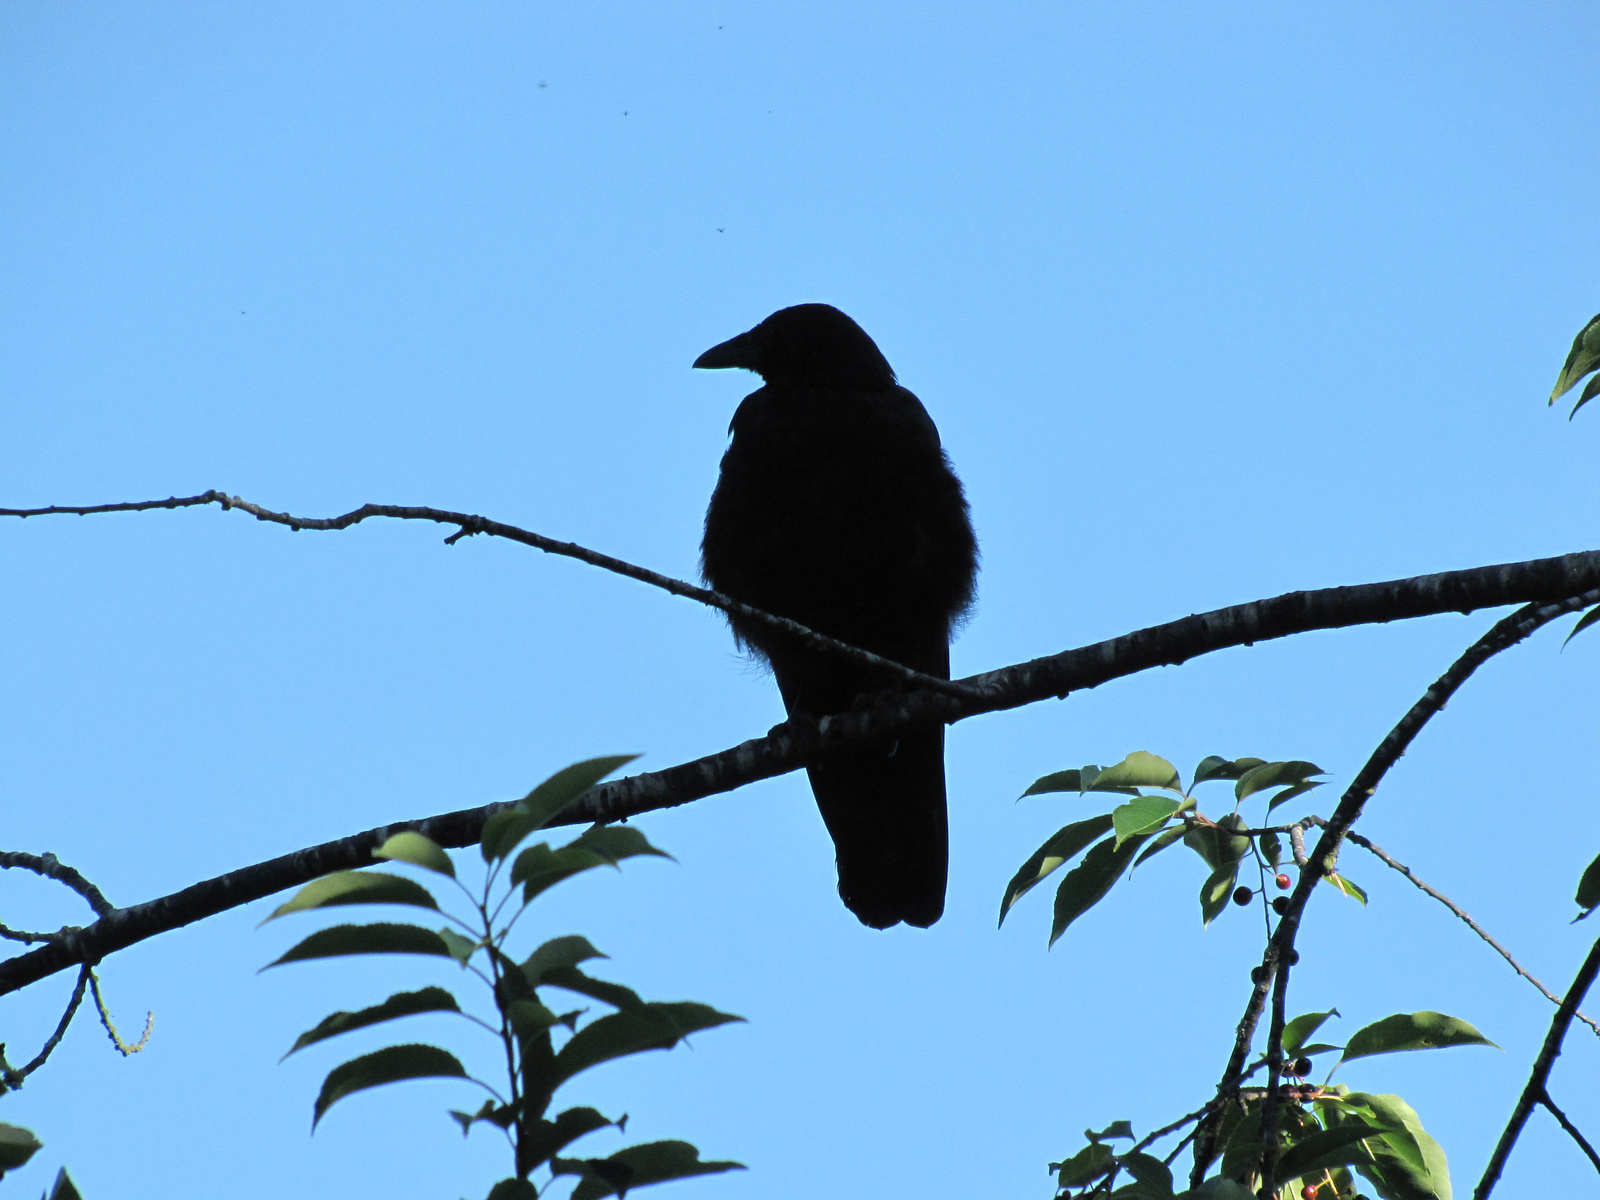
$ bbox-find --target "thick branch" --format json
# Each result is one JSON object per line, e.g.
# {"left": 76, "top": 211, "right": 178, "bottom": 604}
{"left": 6, "top": 526, "right": 1600, "bottom": 998}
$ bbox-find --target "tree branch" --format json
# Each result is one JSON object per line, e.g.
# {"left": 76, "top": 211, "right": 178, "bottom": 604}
{"left": 0, "top": 491, "right": 975, "bottom": 699}
{"left": 6, "top": 509, "right": 1600, "bottom": 1003}
{"left": 1474, "top": 931, "right": 1600, "bottom": 1197}
{"left": 1539, "top": 1091, "right": 1600, "bottom": 1177}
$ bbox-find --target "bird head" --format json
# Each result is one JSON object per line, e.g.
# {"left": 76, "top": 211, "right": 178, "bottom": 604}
{"left": 693, "top": 304, "right": 897, "bottom": 391}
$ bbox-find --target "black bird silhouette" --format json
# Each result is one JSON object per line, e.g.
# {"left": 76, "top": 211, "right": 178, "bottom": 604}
{"left": 696, "top": 304, "right": 978, "bottom": 928}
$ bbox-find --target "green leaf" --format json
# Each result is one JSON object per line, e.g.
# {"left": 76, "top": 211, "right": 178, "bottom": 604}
{"left": 1342, "top": 1012, "right": 1496, "bottom": 1061}
{"left": 1199, "top": 862, "right": 1239, "bottom": 928}
{"left": 524, "top": 935, "right": 610, "bottom": 984}
{"left": 1185, "top": 815, "right": 1249, "bottom": 872}
{"left": 0, "top": 1122, "right": 42, "bottom": 1171}
{"left": 481, "top": 755, "right": 640, "bottom": 862}
{"left": 1324, "top": 872, "right": 1367, "bottom": 905}
{"left": 1118, "top": 1150, "right": 1173, "bottom": 1197}
{"left": 45, "top": 1167, "right": 83, "bottom": 1200}
{"left": 1282, "top": 1008, "right": 1340, "bottom": 1057}
{"left": 1273, "top": 1121, "right": 1388, "bottom": 1179}
{"left": 1236, "top": 761, "right": 1325, "bottom": 803}
{"left": 518, "top": 1106, "right": 624, "bottom": 1171}
{"left": 1342, "top": 1092, "right": 1452, "bottom": 1200}
{"left": 264, "top": 922, "right": 454, "bottom": 968}
{"left": 373, "top": 831, "right": 456, "bottom": 878}
{"left": 997, "top": 814, "right": 1114, "bottom": 925}
{"left": 438, "top": 927, "right": 478, "bottom": 966}
{"left": 1562, "top": 605, "right": 1600, "bottom": 649}
{"left": 1260, "top": 830, "right": 1282, "bottom": 867}
{"left": 263, "top": 872, "right": 440, "bottom": 922}
{"left": 1021, "top": 768, "right": 1138, "bottom": 797}
{"left": 1175, "top": 1179, "right": 1255, "bottom": 1200}
{"left": 1191, "top": 755, "right": 1246, "bottom": 786}
{"left": 1266, "top": 780, "right": 1323, "bottom": 815}
{"left": 486, "top": 1180, "right": 541, "bottom": 1200}
{"left": 512, "top": 843, "right": 614, "bottom": 900}
{"left": 552, "top": 1140, "right": 745, "bottom": 1200}
{"left": 567, "top": 825, "right": 672, "bottom": 866}
{"left": 550, "top": 1002, "right": 743, "bottom": 1089}
{"left": 1054, "top": 1141, "right": 1116, "bottom": 1187}
{"left": 312, "top": 1043, "right": 469, "bottom": 1129}
{"left": 1094, "top": 751, "right": 1182, "bottom": 793}
{"left": 1574, "top": 370, "right": 1600, "bottom": 418}
{"left": 1132, "top": 824, "right": 1187, "bottom": 871}
{"left": 1112, "top": 795, "right": 1184, "bottom": 847}
{"left": 285, "top": 986, "right": 461, "bottom": 1057}
{"left": 538, "top": 966, "right": 646, "bottom": 1012}
{"left": 507, "top": 999, "right": 564, "bottom": 1039}
{"left": 1550, "top": 312, "right": 1600, "bottom": 407}
{"left": 1576, "top": 850, "right": 1600, "bottom": 919}
{"left": 1050, "top": 832, "right": 1149, "bottom": 946}
{"left": 1090, "top": 1120, "right": 1136, "bottom": 1141}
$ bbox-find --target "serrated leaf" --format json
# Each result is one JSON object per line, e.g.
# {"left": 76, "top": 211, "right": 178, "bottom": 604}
{"left": 512, "top": 843, "right": 613, "bottom": 900}
{"left": 312, "top": 1043, "right": 469, "bottom": 1129}
{"left": 1055, "top": 1141, "right": 1116, "bottom": 1187}
{"left": 285, "top": 986, "right": 460, "bottom": 1057}
{"left": 1020, "top": 769, "right": 1139, "bottom": 798}
{"left": 524, "top": 935, "right": 609, "bottom": 984}
{"left": 1236, "top": 761, "right": 1325, "bottom": 803}
{"left": 1575, "top": 850, "right": 1600, "bottom": 918}
{"left": 1283, "top": 1008, "right": 1340, "bottom": 1057}
{"left": 551, "top": 1002, "right": 743, "bottom": 1089}
{"left": 1095, "top": 751, "right": 1182, "bottom": 792}
{"left": 1274, "top": 1120, "right": 1388, "bottom": 1179}
{"left": 1199, "top": 862, "right": 1239, "bottom": 928}
{"left": 998, "top": 814, "right": 1115, "bottom": 925}
{"left": 439, "top": 927, "right": 478, "bottom": 966}
{"left": 1266, "top": 779, "right": 1323, "bottom": 815}
{"left": 1050, "top": 833, "right": 1149, "bottom": 945}
{"left": 1261, "top": 830, "right": 1282, "bottom": 867}
{"left": 1185, "top": 815, "right": 1249, "bottom": 872}
{"left": 1574, "top": 371, "right": 1600, "bottom": 418}
{"left": 567, "top": 825, "right": 672, "bottom": 866}
{"left": 552, "top": 1140, "right": 745, "bottom": 1200}
{"left": 264, "top": 871, "right": 440, "bottom": 922}
{"left": 264, "top": 922, "right": 453, "bottom": 968}
{"left": 1175, "top": 1178, "right": 1255, "bottom": 1200}
{"left": 1550, "top": 312, "right": 1600, "bottom": 406}
{"left": 481, "top": 755, "right": 640, "bottom": 862}
{"left": 539, "top": 966, "right": 646, "bottom": 1012}
{"left": 0, "top": 1123, "right": 42, "bottom": 1170}
{"left": 1118, "top": 1150, "right": 1173, "bottom": 1197}
{"left": 1192, "top": 755, "right": 1245, "bottom": 786}
{"left": 1324, "top": 872, "right": 1367, "bottom": 904}
{"left": 508, "top": 998, "right": 564, "bottom": 1039}
{"left": 373, "top": 831, "right": 456, "bottom": 878}
{"left": 1342, "top": 1092, "right": 1452, "bottom": 1200}
{"left": 1090, "top": 1120, "right": 1135, "bottom": 1141}
{"left": 1112, "top": 795, "right": 1184, "bottom": 846}
{"left": 1342, "top": 1012, "right": 1496, "bottom": 1061}
{"left": 519, "top": 1106, "right": 623, "bottom": 1170}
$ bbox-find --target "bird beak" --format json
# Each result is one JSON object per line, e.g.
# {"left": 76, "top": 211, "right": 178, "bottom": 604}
{"left": 693, "top": 329, "right": 762, "bottom": 372}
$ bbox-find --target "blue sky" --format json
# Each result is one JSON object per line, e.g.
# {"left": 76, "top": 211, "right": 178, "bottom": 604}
{"left": 3, "top": 3, "right": 1598, "bottom": 1197}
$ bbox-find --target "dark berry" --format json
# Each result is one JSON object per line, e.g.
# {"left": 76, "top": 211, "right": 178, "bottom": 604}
{"left": 1292, "top": 1056, "right": 1313, "bottom": 1077}
{"left": 1285, "top": 948, "right": 1300, "bottom": 965}
{"left": 1275, "top": 873, "right": 1292, "bottom": 890}
{"left": 1250, "top": 966, "right": 1269, "bottom": 985}
{"left": 1232, "top": 886, "right": 1253, "bottom": 906}
{"left": 1272, "top": 897, "right": 1290, "bottom": 916}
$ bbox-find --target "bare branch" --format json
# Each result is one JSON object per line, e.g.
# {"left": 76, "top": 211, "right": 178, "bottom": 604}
{"left": 1539, "top": 1091, "right": 1600, "bottom": 1177}
{"left": 1475, "top": 933, "right": 1600, "bottom": 1198}
{"left": 0, "top": 851, "right": 114, "bottom": 917}
{"left": 1334, "top": 826, "right": 1600, "bottom": 1038}
{"left": 0, "top": 491, "right": 975, "bottom": 699}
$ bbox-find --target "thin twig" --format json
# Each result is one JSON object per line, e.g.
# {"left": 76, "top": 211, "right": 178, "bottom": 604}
{"left": 1475, "top": 932, "right": 1600, "bottom": 1198}
{"left": 0, "top": 491, "right": 975, "bottom": 699}
{"left": 0, "top": 851, "right": 114, "bottom": 916}
{"left": 1192, "top": 589, "right": 1600, "bottom": 1191}
{"left": 1327, "top": 823, "right": 1600, "bottom": 1039}
{"left": 9, "top": 966, "right": 92, "bottom": 1084}
{"left": 1539, "top": 1090, "right": 1600, "bottom": 1176}
{"left": 86, "top": 970, "right": 152, "bottom": 1055}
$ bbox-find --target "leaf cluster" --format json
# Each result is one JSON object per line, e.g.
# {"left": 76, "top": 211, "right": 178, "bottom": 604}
{"left": 262, "top": 756, "right": 744, "bottom": 1200}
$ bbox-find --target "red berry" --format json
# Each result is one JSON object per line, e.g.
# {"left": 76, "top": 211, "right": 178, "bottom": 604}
{"left": 1301, "top": 1187, "right": 1318, "bottom": 1199}
{"left": 1275, "top": 873, "right": 1292, "bottom": 890}
{"left": 1232, "top": 886, "right": 1253, "bottom": 906}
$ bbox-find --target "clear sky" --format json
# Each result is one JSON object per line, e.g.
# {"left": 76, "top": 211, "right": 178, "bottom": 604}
{"left": 3, "top": 3, "right": 1598, "bottom": 1197}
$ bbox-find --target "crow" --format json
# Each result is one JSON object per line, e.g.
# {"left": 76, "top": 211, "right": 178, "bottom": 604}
{"left": 696, "top": 304, "right": 978, "bottom": 928}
